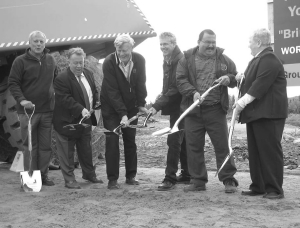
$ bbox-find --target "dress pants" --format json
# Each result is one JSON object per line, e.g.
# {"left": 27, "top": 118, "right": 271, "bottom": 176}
{"left": 54, "top": 128, "right": 96, "bottom": 182}
{"left": 164, "top": 112, "right": 189, "bottom": 183}
{"left": 184, "top": 103, "right": 237, "bottom": 186}
{"left": 103, "top": 114, "right": 138, "bottom": 181}
{"left": 246, "top": 118, "right": 285, "bottom": 195}
{"left": 19, "top": 112, "right": 53, "bottom": 179}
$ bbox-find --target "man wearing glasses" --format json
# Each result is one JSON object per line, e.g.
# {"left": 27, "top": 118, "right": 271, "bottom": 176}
{"left": 176, "top": 29, "right": 238, "bottom": 193}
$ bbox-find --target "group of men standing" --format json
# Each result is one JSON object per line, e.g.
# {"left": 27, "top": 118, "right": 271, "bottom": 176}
{"left": 8, "top": 28, "right": 288, "bottom": 200}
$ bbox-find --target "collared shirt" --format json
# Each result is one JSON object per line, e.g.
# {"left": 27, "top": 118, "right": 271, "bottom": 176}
{"left": 195, "top": 51, "right": 220, "bottom": 105}
{"left": 76, "top": 73, "right": 93, "bottom": 109}
{"left": 115, "top": 53, "right": 134, "bottom": 82}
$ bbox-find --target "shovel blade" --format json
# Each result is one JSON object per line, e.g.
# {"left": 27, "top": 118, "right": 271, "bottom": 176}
{"left": 20, "top": 170, "right": 42, "bottom": 192}
{"left": 152, "top": 127, "right": 171, "bottom": 136}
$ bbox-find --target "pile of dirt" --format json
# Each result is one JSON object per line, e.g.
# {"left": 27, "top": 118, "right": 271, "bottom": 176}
{"left": 123, "top": 117, "right": 300, "bottom": 172}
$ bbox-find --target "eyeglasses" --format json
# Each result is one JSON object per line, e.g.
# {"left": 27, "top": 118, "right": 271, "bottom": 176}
{"left": 200, "top": 40, "right": 216, "bottom": 45}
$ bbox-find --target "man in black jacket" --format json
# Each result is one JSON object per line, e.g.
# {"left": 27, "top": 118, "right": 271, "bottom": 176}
{"left": 100, "top": 34, "right": 148, "bottom": 189}
{"left": 176, "top": 29, "right": 238, "bottom": 193}
{"left": 53, "top": 47, "right": 102, "bottom": 189}
{"left": 149, "top": 32, "right": 190, "bottom": 191}
{"left": 236, "top": 28, "right": 288, "bottom": 199}
{"left": 8, "top": 31, "right": 57, "bottom": 186}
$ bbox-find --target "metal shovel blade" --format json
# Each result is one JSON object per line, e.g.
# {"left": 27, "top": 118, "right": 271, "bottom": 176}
{"left": 152, "top": 127, "right": 171, "bottom": 136}
{"left": 20, "top": 170, "right": 42, "bottom": 192}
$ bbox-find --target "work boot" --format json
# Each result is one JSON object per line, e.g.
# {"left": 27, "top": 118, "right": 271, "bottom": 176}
{"left": 224, "top": 179, "right": 237, "bottom": 193}
{"left": 176, "top": 173, "right": 191, "bottom": 184}
{"left": 158, "top": 180, "right": 175, "bottom": 191}
{"left": 183, "top": 183, "right": 206, "bottom": 192}
{"left": 65, "top": 180, "right": 81, "bottom": 189}
{"left": 42, "top": 177, "right": 55, "bottom": 186}
{"left": 108, "top": 180, "right": 120, "bottom": 190}
{"left": 125, "top": 177, "right": 139, "bottom": 185}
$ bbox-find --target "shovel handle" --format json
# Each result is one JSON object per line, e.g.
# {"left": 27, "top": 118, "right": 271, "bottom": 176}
{"left": 171, "top": 83, "right": 221, "bottom": 131}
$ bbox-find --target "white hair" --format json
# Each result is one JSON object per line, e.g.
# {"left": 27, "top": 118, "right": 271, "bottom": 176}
{"left": 114, "top": 34, "right": 135, "bottom": 47}
{"left": 28, "top": 31, "right": 47, "bottom": 41}
{"left": 159, "top": 32, "right": 177, "bottom": 45}
{"left": 252, "top": 28, "right": 271, "bottom": 47}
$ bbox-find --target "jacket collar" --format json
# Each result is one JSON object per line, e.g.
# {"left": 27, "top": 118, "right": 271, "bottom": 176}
{"left": 165, "top": 45, "right": 182, "bottom": 65}
{"left": 25, "top": 47, "right": 49, "bottom": 61}
{"left": 255, "top": 47, "right": 273, "bottom": 58}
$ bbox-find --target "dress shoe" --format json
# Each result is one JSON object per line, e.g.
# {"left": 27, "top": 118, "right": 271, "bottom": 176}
{"left": 42, "top": 177, "right": 55, "bottom": 186}
{"left": 241, "top": 190, "right": 265, "bottom": 196}
{"left": 65, "top": 180, "right": 81, "bottom": 189}
{"left": 83, "top": 176, "right": 103, "bottom": 184}
{"left": 224, "top": 179, "right": 237, "bottom": 193}
{"left": 108, "top": 180, "right": 120, "bottom": 190}
{"left": 125, "top": 177, "right": 139, "bottom": 185}
{"left": 263, "top": 192, "right": 284, "bottom": 199}
{"left": 183, "top": 183, "right": 206, "bottom": 192}
{"left": 176, "top": 173, "right": 191, "bottom": 184}
{"left": 158, "top": 180, "right": 175, "bottom": 191}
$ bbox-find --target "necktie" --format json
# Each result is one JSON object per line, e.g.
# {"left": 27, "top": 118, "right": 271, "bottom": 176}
{"left": 77, "top": 76, "right": 90, "bottom": 111}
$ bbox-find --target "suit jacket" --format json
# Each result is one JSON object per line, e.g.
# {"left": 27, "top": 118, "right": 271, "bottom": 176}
{"left": 239, "top": 47, "right": 288, "bottom": 124}
{"left": 100, "top": 52, "right": 147, "bottom": 119}
{"left": 53, "top": 67, "right": 98, "bottom": 137}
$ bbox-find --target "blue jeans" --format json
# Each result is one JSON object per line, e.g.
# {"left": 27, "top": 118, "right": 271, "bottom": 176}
{"left": 19, "top": 112, "right": 53, "bottom": 179}
{"left": 164, "top": 112, "right": 189, "bottom": 183}
{"left": 185, "top": 104, "right": 238, "bottom": 186}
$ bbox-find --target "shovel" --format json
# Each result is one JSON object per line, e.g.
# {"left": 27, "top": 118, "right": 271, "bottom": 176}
{"left": 20, "top": 106, "right": 42, "bottom": 192}
{"left": 152, "top": 83, "right": 221, "bottom": 137}
{"left": 112, "top": 112, "right": 148, "bottom": 135}
{"left": 62, "top": 110, "right": 94, "bottom": 138}
{"left": 128, "top": 112, "right": 153, "bottom": 129}
{"left": 215, "top": 76, "right": 244, "bottom": 177}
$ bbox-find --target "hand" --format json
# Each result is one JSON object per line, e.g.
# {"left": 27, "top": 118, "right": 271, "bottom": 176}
{"left": 120, "top": 115, "right": 129, "bottom": 127}
{"left": 233, "top": 102, "right": 244, "bottom": 115}
{"left": 148, "top": 107, "right": 157, "bottom": 115}
{"left": 94, "top": 101, "right": 101, "bottom": 110}
{"left": 81, "top": 108, "right": 90, "bottom": 118}
{"left": 193, "top": 92, "right": 204, "bottom": 105}
{"left": 138, "top": 106, "right": 149, "bottom": 115}
{"left": 214, "top": 75, "right": 230, "bottom": 86}
{"left": 235, "top": 72, "right": 244, "bottom": 83}
{"left": 20, "top": 100, "right": 35, "bottom": 109}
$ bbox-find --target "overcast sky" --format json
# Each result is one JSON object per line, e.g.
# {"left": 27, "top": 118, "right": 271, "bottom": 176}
{"left": 133, "top": 0, "right": 300, "bottom": 103}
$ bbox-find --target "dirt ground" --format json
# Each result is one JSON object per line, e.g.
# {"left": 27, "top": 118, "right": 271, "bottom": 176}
{"left": 1, "top": 119, "right": 300, "bottom": 228}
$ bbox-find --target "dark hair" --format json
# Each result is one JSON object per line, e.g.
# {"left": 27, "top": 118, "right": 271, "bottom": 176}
{"left": 198, "top": 29, "right": 216, "bottom": 41}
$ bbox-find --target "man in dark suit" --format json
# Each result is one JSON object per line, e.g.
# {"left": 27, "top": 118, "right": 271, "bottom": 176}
{"left": 235, "top": 28, "right": 288, "bottom": 199}
{"left": 53, "top": 47, "right": 102, "bottom": 189}
{"left": 100, "top": 34, "right": 148, "bottom": 189}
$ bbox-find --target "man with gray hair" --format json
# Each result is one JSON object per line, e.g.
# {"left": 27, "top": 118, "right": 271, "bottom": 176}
{"left": 235, "top": 28, "right": 288, "bottom": 199}
{"left": 8, "top": 31, "right": 57, "bottom": 187}
{"left": 101, "top": 34, "right": 148, "bottom": 189}
{"left": 53, "top": 47, "right": 102, "bottom": 189}
{"left": 149, "top": 32, "right": 190, "bottom": 191}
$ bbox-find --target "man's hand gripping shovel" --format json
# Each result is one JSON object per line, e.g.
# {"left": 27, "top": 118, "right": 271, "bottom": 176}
{"left": 112, "top": 112, "right": 153, "bottom": 136}
{"left": 152, "top": 82, "right": 222, "bottom": 137}
{"left": 215, "top": 75, "right": 244, "bottom": 177}
{"left": 20, "top": 105, "right": 43, "bottom": 192}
